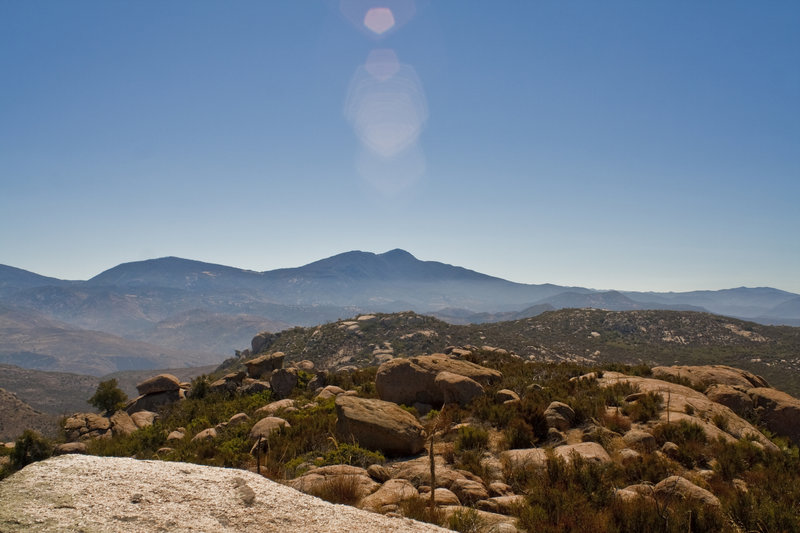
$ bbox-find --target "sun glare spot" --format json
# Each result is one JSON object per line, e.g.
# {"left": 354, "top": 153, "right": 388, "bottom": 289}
{"left": 338, "top": 0, "right": 417, "bottom": 38}
{"left": 364, "top": 7, "right": 395, "bottom": 35}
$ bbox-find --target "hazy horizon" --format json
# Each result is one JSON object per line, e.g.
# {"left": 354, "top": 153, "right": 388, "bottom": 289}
{"left": 1, "top": 2, "right": 798, "bottom": 293}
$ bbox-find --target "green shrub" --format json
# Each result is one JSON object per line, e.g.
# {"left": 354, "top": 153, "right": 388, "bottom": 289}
{"left": 87, "top": 379, "right": 128, "bottom": 413}
{"left": 622, "top": 392, "right": 662, "bottom": 423}
{"left": 11, "top": 430, "right": 52, "bottom": 469}
{"left": 503, "top": 417, "right": 535, "bottom": 449}
{"left": 454, "top": 426, "right": 489, "bottom": 453}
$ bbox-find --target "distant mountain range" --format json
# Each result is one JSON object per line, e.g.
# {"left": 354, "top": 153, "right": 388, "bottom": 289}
{"left": 1, "top": 249, "right": 798, "bottom": 375}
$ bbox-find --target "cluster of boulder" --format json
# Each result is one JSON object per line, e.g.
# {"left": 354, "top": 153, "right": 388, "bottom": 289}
{"left": 125, "top": 374, "right": 187, "bottom": 414}
{"left": 210, "top": 351, "right": 322, "bottom": 399}
{"left": 59, "top": 374, "right": 182, "bottom": 450}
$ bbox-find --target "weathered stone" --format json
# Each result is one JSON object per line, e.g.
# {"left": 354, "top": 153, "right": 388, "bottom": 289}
{"left": 109, "top": 411, "right": 138, "bottom": 437}
{"left": 554, "top": 442, "right": 611, "bottom": 464}
{"left": 136, "top": 374, "right": 181, "bottom": 396}
{"left": 487, "top": 495, "right": 525, "bottom": 515}
{"left": 618, "top": 448, "right": 641, "bottom": 465}
{"left": 130, "top": 411, "right": 158, "bottom": 429}
{"left": 228, "top": 413, "right": 250, "bottom": 428}
{"left": 705, "top": 384, "right": 754, "bottom": 418}
{"left": 335, "top": 396, "right": 425, "bottom": 456}
{"left": 191, "top": 428, "right": 217, "bottom": 442}
{"left": 367, "top": 464, "right": 392, "bottom": 483}
{"left": 748, "top": 387, "right": 800, "bottom": 446}
{"left": 488, "top": 482, "right": 514, "bottom": 497}
{"left": 240, "top": 380, "right": 271, "bottom": 395}
{"left": 496, "top": 389, "right": 519, "bottom": 403}
{"left": 54, "top": 442, "right": 87, "bottom": 455}
{"left": 375, "top": 355, "right": 501, "bottom": 407}
{"left": 250, "top": 331, "right": 274, "bottom": 355}
{"left": 622, "top": 429, "right": 657, "bottom": 453}
{"left": 544, "top": 401, "right": 575, "bottom": 431}
{"left": 249, "top": 417, "right": 290, "bottom": 440}
{"left": 255, "top": 399, "right": 296, "bottom": 416}
{"left": 654, "top": 476, "right": 721, "bottom": 508}
{"left": 431, "top": 488, "right": 461, "bottom": 506}
{"left": 450, "top": 477, "right": 489, "bottom": 504}
{"left": 652, "top": 365, "right": 768, "bottom": 390}
{"left": 296, "top": 360, "right": 315, "bottom": 371}
{"left": 315, "top": 385, "right": 346, "bottom": 401}
{"left": 360, "top": 478, "right": 419, "bottom": 513}
{"left": 125, "top": 389, "right": 181, "bottom": 415}
{"left": 435, "top": 371, "right": 484, "bottom": 406}
{"left": 245, "top": 352, "right": 285, "bottom": 378}
{"left": 166, "top": 430, "right": 185, "bottom": 441}
{"left": 85, "top": 413, "right": 111, "bottom": 432}
{"left": 270, "top": 368, "right": 298, "bottom": 399}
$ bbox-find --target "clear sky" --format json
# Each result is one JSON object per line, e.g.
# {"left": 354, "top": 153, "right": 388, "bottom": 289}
{"left": 1, "top": 1, "right": 798, "bottom": 293}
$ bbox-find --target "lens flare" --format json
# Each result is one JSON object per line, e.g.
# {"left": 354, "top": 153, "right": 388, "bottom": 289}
{"left": 338, "top": 0, "right": 416, "bottom": 38}
{"left": 345, "top": 54, "right": 427, "bottom": 158}
{"left": 363, "top": 7, "right": 395, "bottom": 35}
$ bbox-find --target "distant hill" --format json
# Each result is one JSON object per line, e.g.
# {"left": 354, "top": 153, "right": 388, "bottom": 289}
{"left": 0, "top": 305, "right": 220, "bottom": 375}
{"left": 1, "top": 250, "right": 798, "bottom": 375}
{"left": 221, "top": 309, "right": 800, "bottom": 395}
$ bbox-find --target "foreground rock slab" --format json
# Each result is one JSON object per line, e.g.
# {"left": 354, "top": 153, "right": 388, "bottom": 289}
{"left": 0, "top": 455, "right": 449, "bottom": 533}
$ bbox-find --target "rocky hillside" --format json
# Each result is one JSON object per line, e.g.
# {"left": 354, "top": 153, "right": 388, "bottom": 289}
{"left": 20, "top": 352, "right": 799, "bottom": 532}
{"left": 0, "top": 388, "right": 58, "bottom": 441}
{"left": 0, "top": 455, "right": 448, "bottom": 532}
{"left": 227, "top": 310, "right": 800, "bottom": 395}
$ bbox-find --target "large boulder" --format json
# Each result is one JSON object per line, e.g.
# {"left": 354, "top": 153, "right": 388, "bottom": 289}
{"left": 748, "top": 387, "right": 800, "bottom": 446}
{"left": 270, "top": 368, "right": 298, "bottom": 399}
{"left": 435, "top": 372, "right": 484, "bottom": 406}
{"left": 359, "top": 478, "right": 419, "bottom": 513}
{"left": 249, "top": 417, "right": 290, "bottom": 440}
{"left": 250, "top": 331, "right": 275, "bottom": 354}
{"left": 654, "top": 476, "right": 721, "bottom": 508}
{"left": 125, "top": 389, "right": 182, "bottom": 415}
{"left": 130, "top": 411, "right": 158, "bottom": 429}
{"left": 705, "top": 384, "right": 755, "bottom": 419}
{"left": 375, "top": 355, "right": 501, "bottom": 406}
{"left": 136, "top": 374, "right": 181, "bottom": 396}
{"left": 287, "top": 465, "right": 379, "bottom": 500}
{"left": 245, "top": 352, "right": 285, "bottom": 379}
{"left": 544, "top": 401, "right": 575, "bottom": 431}
{"left": 109, "top": 411, "right": 138, "bottom": 437}
{"left": 335, "top": 396, "right": 425, "bottom": 456}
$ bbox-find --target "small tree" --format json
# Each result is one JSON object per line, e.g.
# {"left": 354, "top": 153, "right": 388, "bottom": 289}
{"left": 11, "top": 430, "right": 52, "bottom": 469}
{"left": 88, "top": 379, "right": 128, "bottom": 413}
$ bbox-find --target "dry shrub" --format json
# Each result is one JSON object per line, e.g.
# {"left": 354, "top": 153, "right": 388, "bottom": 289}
{"left": 310, "top": 475, "right": 363, "bottom": 506}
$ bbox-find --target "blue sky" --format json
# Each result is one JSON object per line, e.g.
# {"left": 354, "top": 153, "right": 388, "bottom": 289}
{"left": 1, "top": 1, "right": 798, "bottom": 293}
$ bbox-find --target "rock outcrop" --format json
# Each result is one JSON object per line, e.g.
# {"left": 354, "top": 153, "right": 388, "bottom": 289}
{"left": 748, "top": 387, "right": 800, "bottom": 446}
{"left": 375, "top": 354, "right": 501, "bottom": 407}
{"left": 335, "top": 396, "right": 426, "bottom": 456}
{"left": 652, "top": 365, "right": 768, "bottom": 390}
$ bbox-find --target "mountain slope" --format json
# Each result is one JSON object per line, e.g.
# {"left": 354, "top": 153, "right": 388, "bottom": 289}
{"left": 0, "top": 305, "right": 220, "bottom": 375}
